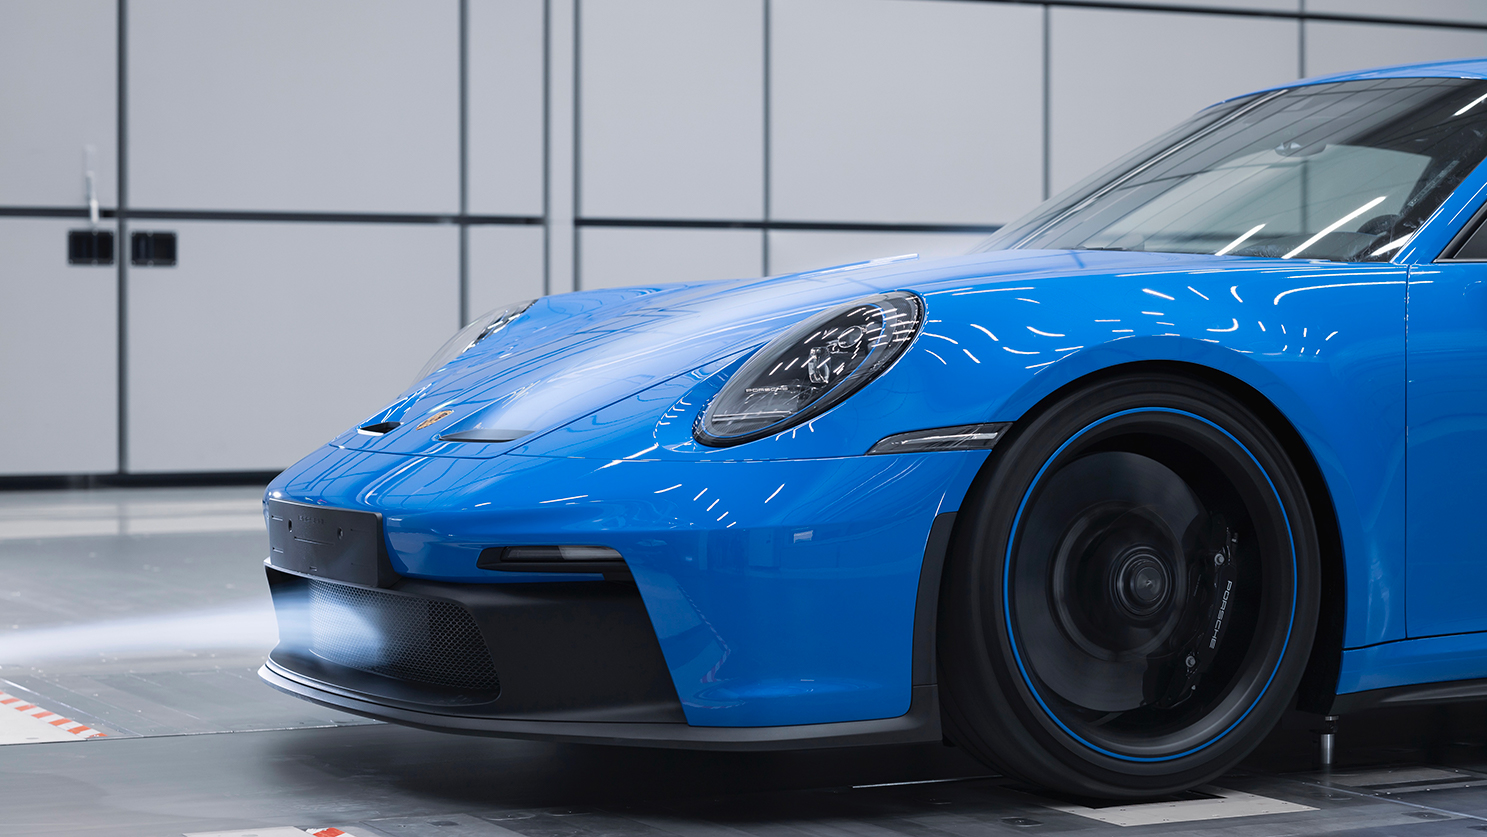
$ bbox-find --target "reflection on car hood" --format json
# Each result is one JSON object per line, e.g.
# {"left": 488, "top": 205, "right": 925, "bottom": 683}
{"left": 333, "top": 249, "right": 1251, "bottom": 458}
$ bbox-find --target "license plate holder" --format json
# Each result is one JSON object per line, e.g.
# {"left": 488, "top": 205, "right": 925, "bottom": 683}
{"left": 266, "top": 499, "right": 396, "bottom": 587}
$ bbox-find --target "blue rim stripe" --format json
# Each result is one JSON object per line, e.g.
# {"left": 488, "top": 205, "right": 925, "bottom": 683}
{"left": 1001, "top": 407, "right": 1297, "bottom": 763}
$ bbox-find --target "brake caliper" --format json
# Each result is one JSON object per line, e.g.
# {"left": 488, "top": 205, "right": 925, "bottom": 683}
{"left": 1148, "top": 521, "right": 1237, "bottom": 708}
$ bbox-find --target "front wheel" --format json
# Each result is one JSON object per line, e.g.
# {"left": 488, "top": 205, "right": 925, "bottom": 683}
{"left": 939, "top": 374, "right": 1319, "bottom": 798}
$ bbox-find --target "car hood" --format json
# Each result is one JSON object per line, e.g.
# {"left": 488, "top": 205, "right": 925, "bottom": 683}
{"left": 332, "top": 248, "right": 1265, "bottom": 458}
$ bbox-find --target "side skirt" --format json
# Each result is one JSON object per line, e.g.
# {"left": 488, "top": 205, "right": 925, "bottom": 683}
{"left": 1330, "top": 631, "right": 1487, "bottom": 714}
{"left": 1329, "top": 678, "right": 1487, "bottom": 715}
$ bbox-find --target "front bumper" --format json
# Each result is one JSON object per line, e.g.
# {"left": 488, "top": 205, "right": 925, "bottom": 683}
{"left": 264, "top": 563, "right": 684, "bottom": 722}
{"left": 264, "top": 444, "right": 985, "bottom": 730}
{"left": 260, "top": 555, "right": 945, "bottom": 749}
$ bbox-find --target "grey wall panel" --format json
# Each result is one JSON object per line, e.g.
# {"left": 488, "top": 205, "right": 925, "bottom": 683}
{"left": 1308, "top": 0, "right": 1487, "bottom": 24}
{"left": 1109, "top": 0, "right": 1296, "bottom": 7}
{"left": 580, "top": 0, "right": 764, "bottom": 220}
{"left": 1305, "top": 21, "right": 1487, "bottom": 78}
{"left": 128, "top": 0, "right": 459, "bottom": 214}
{"left": 767, "top": 230, "right": 985, "bottom": 276}
{"left": 0, "top": 0, "right": 116, "bottom": 208}
{"left": 771, "top": 0, "right": 1042, "bottom": 226}
{"left": 468, "top": 0, "right": 546, "bottom": 218}
{"left": 1049, "top": 7, "right": 1297, "bottom": 194}
{"left": 580, "top": 227, "right": 762, "bottom": 290}
{"left": 0, "top": 218, "right": 117, "bottom": 475}
{"left": 468, "top": 225, "right": 546, "bottom": 317}
{"left": 548, "top": 0, "right": 578, "bottom": 295}
{"left": 126, "top": 222, "right": 457, "bottom": 473}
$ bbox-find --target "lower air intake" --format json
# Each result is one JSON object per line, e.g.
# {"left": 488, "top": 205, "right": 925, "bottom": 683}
{"left": 306, "top": 578, "right": 499, "bottom": 692}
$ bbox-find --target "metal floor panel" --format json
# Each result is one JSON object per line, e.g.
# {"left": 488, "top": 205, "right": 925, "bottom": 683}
{"left": 2, "top": 663, "right": 371, "bottom": 738}
{"left": 7, "top": 724, "right": 1487, "bottom": 837}
{"left": 6, "top": 487, "right": 1487, "bottom": 836}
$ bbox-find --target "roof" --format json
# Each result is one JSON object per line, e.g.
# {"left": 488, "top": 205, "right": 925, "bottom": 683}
{"left": 1220, "top": 57, "right": 1487, "bottom": 104}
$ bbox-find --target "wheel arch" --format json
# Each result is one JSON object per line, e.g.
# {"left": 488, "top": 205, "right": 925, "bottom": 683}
{"left": 957, "top": 358, "right": 1346, "bottom": 714}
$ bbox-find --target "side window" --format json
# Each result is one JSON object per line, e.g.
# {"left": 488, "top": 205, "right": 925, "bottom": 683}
{"left": 1445, "top": 208, "right": 1487, "bottom": 261}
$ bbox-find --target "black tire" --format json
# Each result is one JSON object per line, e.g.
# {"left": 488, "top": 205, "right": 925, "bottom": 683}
{"left": 939, "top": 373, "right": 1319, "bottom": 798}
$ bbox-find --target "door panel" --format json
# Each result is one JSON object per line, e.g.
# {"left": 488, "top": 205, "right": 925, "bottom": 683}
{"left": 579, "top": 0, "right": 764, "bottom": 221}
{"left": 467, "top": 225, "right": 545, "bottom": 318}
{"left": 0, "top": 218, "right": 118, "bottom": 475}
{"left": 126, "top": 221, "right": 457, "bottom": 473}
{"left": 1407, "top": 262, "right": 1487, "bottom": 636}
{"left": 467, "top": 0, "right": 548, "bottom": 218}
{"left": 128, "top": 0, "right": 458, "bottom": 214}
{"left": 0, "top": 0, "right": 117, "bottom": 208}
{"left": 772, "top": 0, "right": 1040, "bottom": 224}
{"left": 579, "top": 227, "right": 761, "bottom": 290}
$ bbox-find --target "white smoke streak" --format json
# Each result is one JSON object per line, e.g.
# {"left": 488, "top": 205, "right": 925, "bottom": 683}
{"left": 0, "top": 601, "right": 279, "bottom": 664}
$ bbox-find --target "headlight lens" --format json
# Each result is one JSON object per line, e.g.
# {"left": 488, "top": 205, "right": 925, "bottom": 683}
{"left": 696, "top": 292, "right": 923, "bottom": 446}
{"left": 413, "top": 299, "right": 535, "bottom": 385}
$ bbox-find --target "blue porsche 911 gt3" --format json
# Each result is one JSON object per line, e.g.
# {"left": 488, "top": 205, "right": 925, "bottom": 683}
{"left": 261, "top": 59, "right": 1487, "bottom": 798}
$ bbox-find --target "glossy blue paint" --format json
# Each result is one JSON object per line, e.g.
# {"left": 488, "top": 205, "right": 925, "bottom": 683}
{"left": 1406, "top": 260, "right": 1487, "bottom": 638}
{"left": 510, "top": 251, "right": 1409, "bottom": 649}
{"left": 270, "top": 60, "right": 1487, "bottom": 728}
{"left": 269, "top": 445, "right": 987, "bottom": 726}
{"left": 1338, "top": 633, "right": 1487, "bottom": 695}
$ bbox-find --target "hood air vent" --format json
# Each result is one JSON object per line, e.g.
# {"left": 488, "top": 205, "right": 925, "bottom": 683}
{"left": 438, "top": 428, "right": 533, "bottom": 443}
{"left": 357, "top": 421, "right": 401, "bottom": 435}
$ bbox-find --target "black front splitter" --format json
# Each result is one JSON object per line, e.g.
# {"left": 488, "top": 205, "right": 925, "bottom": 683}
{"left": 260, "top": 659, "right": 942, "bottom": 752}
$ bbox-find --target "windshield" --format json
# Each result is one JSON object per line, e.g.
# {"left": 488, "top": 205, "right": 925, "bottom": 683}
{"left": 980, "top": 78, "right": 1487, "bottom": 262}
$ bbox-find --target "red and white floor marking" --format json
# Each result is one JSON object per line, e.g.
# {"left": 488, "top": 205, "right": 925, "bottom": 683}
{"left": 182, "top": 828, "right": 357, "bottom": 836}
{"left": 0, "top": 690, "right": 104, "bottom": 744}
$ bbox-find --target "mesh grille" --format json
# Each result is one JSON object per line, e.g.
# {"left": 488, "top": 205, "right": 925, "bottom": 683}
{"left": 306, "top": 579, "right": 499, "bottom": 691}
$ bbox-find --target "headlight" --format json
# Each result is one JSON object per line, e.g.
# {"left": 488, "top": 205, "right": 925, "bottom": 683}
{"left": 413, "top": 299, "right": 535, "bottom": 384}
{"left": 696, "top": 292, "right": 923, "bottom": 446}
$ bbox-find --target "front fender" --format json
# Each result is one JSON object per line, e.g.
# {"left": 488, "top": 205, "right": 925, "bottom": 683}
{"left": 930, "top": 263, "right": 1407, "bottom": 649}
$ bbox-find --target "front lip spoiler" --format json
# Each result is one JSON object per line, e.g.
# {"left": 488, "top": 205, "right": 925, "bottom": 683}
{"left": 260, "top": 659, "right": 941, "bottom": 751}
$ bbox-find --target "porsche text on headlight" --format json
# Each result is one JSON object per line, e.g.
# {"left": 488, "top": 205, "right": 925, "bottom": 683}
{"left": 696, "top": 292, "right": 923, "bottom": 446}
{"left": 413, "top": 299, "right": 535, "bottom": 384}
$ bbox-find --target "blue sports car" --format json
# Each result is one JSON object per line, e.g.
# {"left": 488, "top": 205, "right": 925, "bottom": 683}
{"left": 262, "top": 59, "right": 1487, "bottom": 798}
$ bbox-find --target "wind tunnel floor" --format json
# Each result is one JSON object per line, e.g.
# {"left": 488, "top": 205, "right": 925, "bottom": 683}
{"left": 3, "top": 487, "right": 1487, "bottom": 836}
